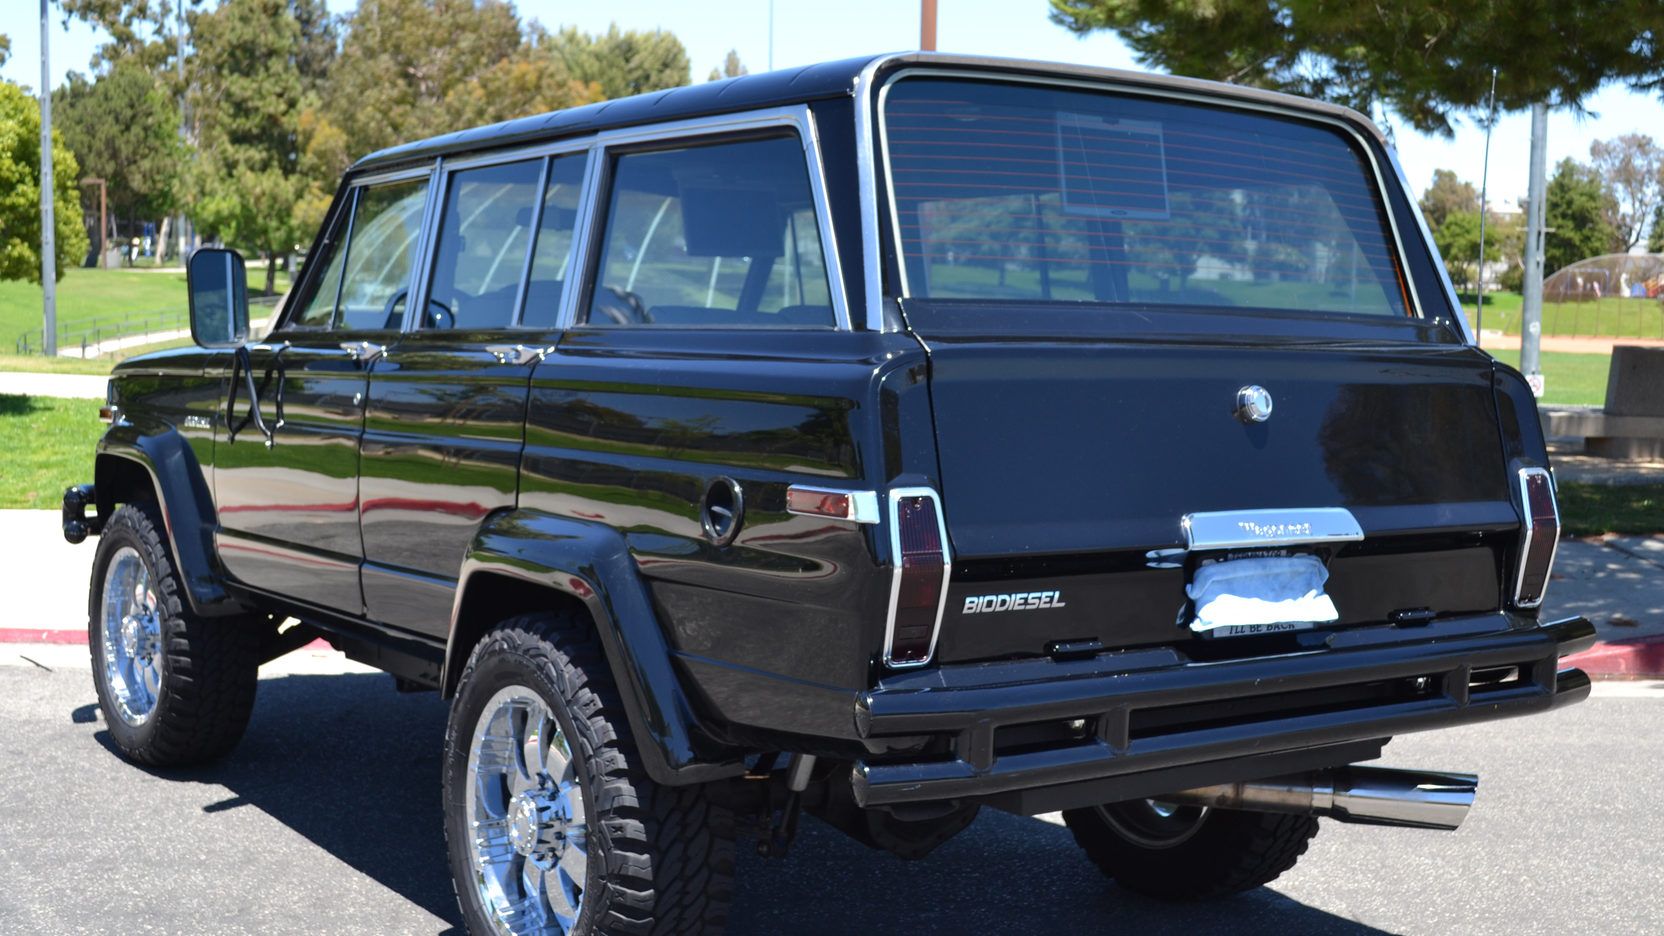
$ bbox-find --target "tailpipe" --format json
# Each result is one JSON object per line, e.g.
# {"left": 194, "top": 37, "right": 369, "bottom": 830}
{"left": 1158, "top": 766, "right": 1477, "bottom": 831}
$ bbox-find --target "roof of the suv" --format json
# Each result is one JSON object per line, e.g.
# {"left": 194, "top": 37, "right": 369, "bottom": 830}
{"left": 351, "top": 52, "right": 1385, "bottom": 174}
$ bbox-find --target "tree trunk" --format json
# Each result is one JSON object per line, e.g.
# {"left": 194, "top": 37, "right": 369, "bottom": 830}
{"left": 265, "top": 253, "right": 277, "bottom": 297}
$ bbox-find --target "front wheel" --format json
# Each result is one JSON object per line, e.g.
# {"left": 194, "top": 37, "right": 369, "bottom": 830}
{"left": 88, "top": 502, "right": 261, "bottom": 766}
{"left": 443, "top": 612, "right": 735, "bottom": 935}
{"left": 1063, "top": 799, "right": 1318, "bottom": 900}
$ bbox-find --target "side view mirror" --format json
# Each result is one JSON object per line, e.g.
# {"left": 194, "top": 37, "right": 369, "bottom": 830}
{"left": 187, "top": 248, "right": 250, "bottom": 348}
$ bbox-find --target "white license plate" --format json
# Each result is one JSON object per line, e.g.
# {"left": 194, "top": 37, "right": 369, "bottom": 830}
{"left": 1205, "top": 621, "right": 1316, "bottom": 639}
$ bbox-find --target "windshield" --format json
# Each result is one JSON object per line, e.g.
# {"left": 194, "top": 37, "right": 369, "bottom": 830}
{"left": 882, "top": 78, "right": 1411, "bottom": 319}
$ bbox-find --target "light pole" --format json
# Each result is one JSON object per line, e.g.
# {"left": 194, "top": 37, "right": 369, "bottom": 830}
{"left": 921, "top": 0, "right": 937, "bottom": 51}
{"left": 40, "top": 0, "right": 57, "bottom": 356}
{"left": 1473, "top": 68, "right": 1497, "bottom": 346}
{"left": 1520, "top": 102, "right": 1549, "bottom": 392}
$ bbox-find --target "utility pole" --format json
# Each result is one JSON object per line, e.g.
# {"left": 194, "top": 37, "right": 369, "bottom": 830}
{"left": 1519, "top": 102, "right": 1549, "bottom": 393}
{"left": 175, "top": 0, "right": 189, "bottom": 263}
{"left": 921, "top": 0, "right": 937, "bottom": 51}
{"left": 1473, "top": 68, "right": 1497, "bottom": 345}
{"left": 40, "top": 0, "right": 57, "bottom": 356}
{"left": 767, "top": 0, "right": 773, "bottom": 71}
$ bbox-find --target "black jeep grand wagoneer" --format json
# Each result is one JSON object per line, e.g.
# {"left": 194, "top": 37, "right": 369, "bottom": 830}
{"left": 66, "top": 53, "right": 1591, "bottom": 935}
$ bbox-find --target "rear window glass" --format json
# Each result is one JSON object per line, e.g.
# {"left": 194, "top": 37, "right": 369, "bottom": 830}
{"left": 883, "top": 78, "right": 1410, "bottom": 319}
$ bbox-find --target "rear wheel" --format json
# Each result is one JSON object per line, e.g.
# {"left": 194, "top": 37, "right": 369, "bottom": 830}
{"left": 443, "top": 611, "right": 735, "bottom": 935}
{"left": 88, "top": 502, "right": 261, "bottom": 766}
{"left": 1063, "top": 799, "right": 1318, "bottom": 900}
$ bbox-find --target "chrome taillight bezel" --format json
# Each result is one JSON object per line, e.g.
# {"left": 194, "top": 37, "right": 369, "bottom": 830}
{"left": 882, "top": 487, "right": 952, "bottom": 668}
{"left": 1512, "top": 466, "right": 1560, "bottom": 609}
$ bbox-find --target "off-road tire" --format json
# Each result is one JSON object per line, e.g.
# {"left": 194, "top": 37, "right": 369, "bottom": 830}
{"left": 443, "top": 611, "right": 736, "bottom": 935}
{"left": 88, "top": 502, "right": 261, "bottom": 766}
{"left": 1064, "top": 802, "right": 1318, "bottom": 900}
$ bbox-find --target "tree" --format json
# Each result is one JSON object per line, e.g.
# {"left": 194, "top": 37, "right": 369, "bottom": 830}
{"left": 547, "top": 24, "right": 690, "bottom": 100}
{"left": 187, "top": 0, "right": 310, "bottom": 296}
{"left": 1589, "top": 133, "right": 1663, "bottom": 251}
{"left": 0, "top": 34, "right": 10, "bottom": 67}
{"left": 0, "top": 80, "right": 92, "bottom": 283}
{"left": 1431, "top": 210, "right": 1500, "bottom": 289}
{"left": 1048, "top": 1, "right": 1664, "bottom": 135}
{"left": 708, "top": 49, "right": 747, "bottom": 82}
{"left": 317, "top": 0, "right": 602, "bottom": 170}
{"left": 1419, "top": 169, "right": 1479, "bottom": 233}
{"left": 53, "top": 60, "right": 184, "bottom": 240}
{"left": 59, "top": 0, "right": 185, "bottom": 75}
{"left": 1543, "top": 158, "right": 1619, "bottom": 276}
{"left": 1649, "top": 203, "right": 1664, "bottom": 254}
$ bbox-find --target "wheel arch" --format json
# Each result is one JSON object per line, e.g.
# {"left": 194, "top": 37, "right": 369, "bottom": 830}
{"left": 445, "top": 509, "right": 747, "bottom": 787}
{"left": 95, "top": 429, "right": 240, "bottom": 617}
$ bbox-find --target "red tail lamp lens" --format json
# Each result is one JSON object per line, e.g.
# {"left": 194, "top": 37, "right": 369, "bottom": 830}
{"left": 889, "top": 495, "right": 947, "bottom": 665}
{"left": 1514, "top": 468, "right": 1559, "bottom": 608}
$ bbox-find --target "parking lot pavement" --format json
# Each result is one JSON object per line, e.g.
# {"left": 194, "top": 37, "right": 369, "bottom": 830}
{"left": 2, "top": 650, "right": 1661, "bottom": 935}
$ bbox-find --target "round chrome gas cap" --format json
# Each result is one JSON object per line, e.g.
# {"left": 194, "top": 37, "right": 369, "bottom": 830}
{"left": 1236, "top": 385, "right": 1274, "bottom": 423}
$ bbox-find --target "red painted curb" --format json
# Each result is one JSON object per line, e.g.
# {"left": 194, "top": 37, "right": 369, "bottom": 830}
{"left": 0, "top": 630, "right": 333, "bottom": 652}
{"left": 0, "top": 628, "right": 87, "bottom": 645}
{"left": 1563, "top": 634, "right": 1664, "bottom": 680}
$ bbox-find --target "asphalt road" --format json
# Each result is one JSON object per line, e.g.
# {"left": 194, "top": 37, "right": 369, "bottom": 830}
{"left": 3, "top": 656, "right": 1661, "bottom": 936}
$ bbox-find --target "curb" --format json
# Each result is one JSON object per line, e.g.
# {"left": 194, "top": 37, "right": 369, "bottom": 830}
{"left": 0, "top": 628, "right": 88, "bottom": 645}
{"left": 1563, "top": 634, "right": 1664, "bottom": 680}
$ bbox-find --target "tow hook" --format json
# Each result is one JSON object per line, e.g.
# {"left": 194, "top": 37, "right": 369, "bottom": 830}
{"left": 62, "top": 484, "right": 101, "bottom": 544}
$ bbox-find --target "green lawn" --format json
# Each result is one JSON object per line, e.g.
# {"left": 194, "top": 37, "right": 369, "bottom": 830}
{"left": 1462, "top": 291, "right": 1664, "bottom": 340}
{"left": 1482, "top": 349, "right": 1610, "bottom": 406}
{"left": 0, "top": 394, "right": 103, "bottom": 508}
{"left": 1, "top": 265, "right": 292, "bottom": 353}
{"left": 1558, "top": 483, "right": 1664, "bottom": 536}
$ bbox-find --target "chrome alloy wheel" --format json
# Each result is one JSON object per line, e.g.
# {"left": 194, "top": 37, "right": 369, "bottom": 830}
{"left": 100, "top": 546, "right": 163, "bottom": 726}
{"left": 1095, "top": 799, "right": 1212, "bottom": 849}
{"left": 466, "top": 686, "right": 588, "bottom": 935}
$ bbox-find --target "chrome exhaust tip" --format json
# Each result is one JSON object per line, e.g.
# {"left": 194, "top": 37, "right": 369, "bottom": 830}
{"left": 1159, "top": 766, "right": 1478, "bottom": 831}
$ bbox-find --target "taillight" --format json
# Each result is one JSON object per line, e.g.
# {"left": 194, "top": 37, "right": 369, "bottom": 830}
{"left": 1513, "top": 467, "right": 1559, "bottom": 608}
{"left": 884, "top": 488, "right": 951, "bottom": 667}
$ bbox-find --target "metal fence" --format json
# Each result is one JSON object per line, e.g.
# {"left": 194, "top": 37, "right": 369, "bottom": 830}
{"left": 12, "top": 295, "right": 283, "bottom": 359}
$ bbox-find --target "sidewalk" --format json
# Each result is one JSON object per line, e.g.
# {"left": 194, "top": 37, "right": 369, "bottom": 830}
{"left": 0, "top": 372, "right": 109, "bottom": 399}
{"left": 3, "top": 508, "right": 1659, "bottom": 674}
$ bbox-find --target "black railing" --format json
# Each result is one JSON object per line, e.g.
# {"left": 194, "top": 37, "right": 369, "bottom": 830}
{"left": 12, "top": 296, "right": 282, "bottom": 359}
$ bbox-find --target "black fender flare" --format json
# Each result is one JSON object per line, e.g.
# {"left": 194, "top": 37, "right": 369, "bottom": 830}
{"left": 446, "top": 509, "right": 746, "bottom": 786}
{"left": 95, "top": 424, "right": 240, "bottom": 617}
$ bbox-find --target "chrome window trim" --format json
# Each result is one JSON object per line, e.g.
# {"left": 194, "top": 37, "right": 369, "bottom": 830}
{"left": 854, "top": 57, "right": 889, "bottom": 331}
{"left": 400, "top": 159, "right": 447, "bottom": 333}
{"left": 559, "top": 149, "right": 605, "bottom": 331}
{"left": 1181, "top": 507, "right": 1365, "bottom": 552}
{"left": 864, "top": 64, "right": 1435, "bottom": 331}
{"left": 350, "top": 162, "right": 438, "bottom": 188}
{"left": 567, "top": 104, "right": 852, "bottom": 331}
{"left": 1512, "top": 467, "right": 1560, "bottom": 609}
{"left": 785, "top": 485, "right": 881, "bottom": 524}
{"left": 882, "top": 486, "right": 952, "bottom": 669}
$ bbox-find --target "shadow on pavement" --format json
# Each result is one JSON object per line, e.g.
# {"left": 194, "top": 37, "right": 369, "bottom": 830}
{"left": 88, "top": 671, "right": 1387, "bottom": 936}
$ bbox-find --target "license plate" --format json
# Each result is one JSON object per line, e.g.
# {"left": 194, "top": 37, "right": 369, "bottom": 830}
{"left": 1204, "top": 621, "right": 1316, "bottom": 639}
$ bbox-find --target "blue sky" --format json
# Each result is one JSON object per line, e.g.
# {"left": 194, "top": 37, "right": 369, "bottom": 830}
{"left": 6, "top": 0, "right": 1664, "bottom": 208}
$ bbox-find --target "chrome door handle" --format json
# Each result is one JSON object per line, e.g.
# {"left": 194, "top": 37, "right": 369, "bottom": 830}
{"left": 484, "top": 344, "right": 549, "bottom": 366}
{"left": 340, "top": 341, "right": 386, "bottom": 363}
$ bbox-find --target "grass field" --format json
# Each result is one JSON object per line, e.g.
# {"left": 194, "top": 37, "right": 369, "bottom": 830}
{"left": 1461, "top": 290, "right": 1664, "bottom": 340}
{"left": 1557, "top": 483, "right": 1664, "bottom": 536}
{"left": 0, "top": 394, "right": 102, "bottom": 509}
{"left": 1, "top": 265, "right": 292, "bottom": 353}
{"left": 1482, "top": 349, "right": 1609, "bottom": 406}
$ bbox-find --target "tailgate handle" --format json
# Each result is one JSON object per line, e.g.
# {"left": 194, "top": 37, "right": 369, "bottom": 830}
{"left": 1181, "top": 508, "right": 1364, "bottom": 552}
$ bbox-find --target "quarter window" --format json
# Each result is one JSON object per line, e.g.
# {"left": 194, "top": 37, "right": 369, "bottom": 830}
{"left": 587, "top": 136, "right": 834, "bottom": 328}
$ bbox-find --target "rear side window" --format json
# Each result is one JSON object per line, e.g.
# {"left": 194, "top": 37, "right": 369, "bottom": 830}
{"left": 883, "top": 78, "right": 1410, "bottom": 319}
{"left": 586, "top": 136, "right": 834, "bottom": 328}
{"left": 424, "top": 158, "right": 543, "bottom": 330}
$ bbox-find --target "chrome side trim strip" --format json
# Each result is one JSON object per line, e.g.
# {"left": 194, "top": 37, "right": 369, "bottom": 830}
{"left": 882, "top": 486, "right": 952, "bottom": 669}
{"left": 1512, "top": 466, "right": 1559, "bottom": 609}
{"left": 1182, "top": 508, "right": 1365, "bottom": 552}
{"left": 785, "top": 485, "right": 881, "bottom": 524}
